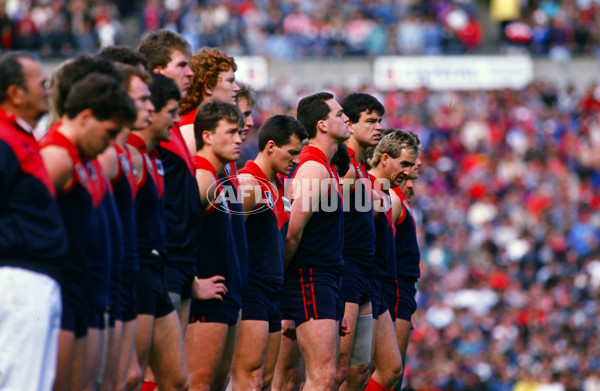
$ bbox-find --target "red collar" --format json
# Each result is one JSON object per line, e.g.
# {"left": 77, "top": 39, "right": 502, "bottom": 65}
{"left": 127, "top": 133, "right": 147, "bottom": 152}
{"left": 193, "top": 155, "right": 217, "bottom": 174}
{"left": 242, "top": 160, "right": 269, "bottom": 181}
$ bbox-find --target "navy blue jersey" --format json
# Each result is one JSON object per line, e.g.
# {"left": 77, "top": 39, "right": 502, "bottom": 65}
{"left": 370, "top": 174, "right": 396, "bottom": 278}
{"left": 288, "top": 145, "right": 344, "bottom": 270}
{"left": 392, "top": 187, "right": 420, "bottom": 279}
{"left": 40, "top": 125, "right": 105, "bottom": 291}
{"left": 111, "top": 144, "right": 138, "bottom": 274}
{"left": 157, "top": 124, "right": 201, "bottom": 264}
{"left": 194, "top": 156, "right": 242, "bottom": 307}
{"left": 86, "top": 161, "right": 114, "bottom": 313}
{"left": 239, "top": 160, "right": 290, "bottom": 289}
{"left": 342, "top": 147, "right": 375, "bottom": 268}
{"left": 127, "top": 133, "right": 167, "bottom": 265}
{"left": 221, "top": 161, "right": 249, "bottom": 288}
{"left": 0, "top": 109, "right": 67, "bottom": 279}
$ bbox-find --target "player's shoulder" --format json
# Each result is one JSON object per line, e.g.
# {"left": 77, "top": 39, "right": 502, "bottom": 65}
{"left": 237, "top": 172, "right": 260, "bottom": 187}
{"left": 294, "top": 160, "right": 330, "bottom": 180}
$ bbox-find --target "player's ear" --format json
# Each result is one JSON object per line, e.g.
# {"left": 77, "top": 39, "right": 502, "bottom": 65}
{"left": 266, "top": 140, "right": 276, "bottom": 154}
{"left": 77, "top": 108, "right": 94, "bottom": 128}
{"left": 201, "top": 129, "right": 212, "bottom": 145}
{"left": 317, "top": 119, "right": 327, "bottom": 133}
{"left": 380, "top": 153, "right": 390, "bottom": 167}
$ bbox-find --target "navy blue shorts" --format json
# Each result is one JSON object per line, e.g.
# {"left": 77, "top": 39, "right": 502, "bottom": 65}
{"left": 394, "top": 276, "right": 417, "bottom": 322}
{"left": 241, "top": 279, "right": 282, "bottom": 333}
{"left": 368, "top": 276, "right": 385, "bottom": 320}
{"left": 382, "top": 277, "right": 398, "bottom": 321}
{"left": 61, "top": 274, "right": 88, "bottom": 338}
{"left": 341, "top": 262, "right": 371, "bottom": 306}
{"left": 119, "top": 269, "right": 138, "bottom": 322}
{"left": 164, "top": 262, "right": 195, "bottom": 300}
{"left": 280, "top": 267, "right": 343, "bottom": 327}
{"left": 108, "top": 257, "right": 123, "bottom": 326}
{"left": 136, "top": 263, "right": 175, "bottom": 318}
{"left": 88, "top": 309, "right": 106, "bottom": 330}
{"left": 189, "top": 294, "right": 241, "bottom": 326}
{"left": 87, "top": 264, "right": 110, "bottom": 316}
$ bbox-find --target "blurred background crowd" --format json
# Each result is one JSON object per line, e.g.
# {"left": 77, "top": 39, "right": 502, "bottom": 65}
{"left": 240, "top": 80, "right": 600, "bottom": 391}
{"left": 3, "top": 0, "right": 600, "bottom": 390}
{"left": 3, "top": 0, "right": 600, "bottom": 59}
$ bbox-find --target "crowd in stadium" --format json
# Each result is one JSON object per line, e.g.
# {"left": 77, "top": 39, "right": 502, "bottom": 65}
{"left": 2, "top": 0, "right": 600, "bottom": 58}
{"left": 1, "top": 29, "right": 426, "bottom": 391}
{"left": 241, "top": 79, "right": 600, "bottom": 391}
{"left": 2, "top": 2, "right": 600, "bottom": 391}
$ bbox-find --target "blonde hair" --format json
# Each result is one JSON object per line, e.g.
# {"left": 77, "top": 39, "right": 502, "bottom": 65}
{"left": 369, "top": 129, "right": 420, "bottom": 167}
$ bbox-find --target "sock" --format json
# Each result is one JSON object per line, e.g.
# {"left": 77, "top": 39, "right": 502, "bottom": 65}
{"left": 365, "top": 377, "right": 392, "bottom": 391}
{"left": 141, "top": 380, "right": 158, "bottom": 391}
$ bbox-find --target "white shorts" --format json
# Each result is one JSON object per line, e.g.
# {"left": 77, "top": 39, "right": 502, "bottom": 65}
{"left": 0, "top": 266, "right": 62, "bottom": 391}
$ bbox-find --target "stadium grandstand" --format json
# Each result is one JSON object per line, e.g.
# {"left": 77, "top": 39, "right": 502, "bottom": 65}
{"left": 2, "top": 1, "right": 600, "bottom": 390}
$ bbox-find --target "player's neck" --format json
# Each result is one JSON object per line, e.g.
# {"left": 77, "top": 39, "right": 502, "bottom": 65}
{"left": 345, "top": 137, "right": 364, "bottom": 162}
{"left": 309, "top": 137, "right": 338, "bottom": 163}
{"left": 254, "top": 153, "right": 275, "bottom": 180}
{"left": 369, "top": 165, "right": 385, "bottom": 182}
{"left": 196, "top": 148, "right": 226, "bottom": 175}
{"left": 56, "top": 116, "right": 78, "bottom": 145}
{"left": 131, "top": 129, "right": 157, "bottom": 152}
{"left": 116, "top": 127, "right": 131, "bottom": 148}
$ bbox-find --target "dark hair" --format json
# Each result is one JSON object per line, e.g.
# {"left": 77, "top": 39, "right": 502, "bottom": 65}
{"left": 0, "top": 51, "right": 37, "bottom": 102}
{"left": 296, "top": 92, "right": 334, "bottom": 139}
{"left": 331, "top": 143, "right": 350, "bottom": 176}
{"left": 341, "top": 93, "right": 385, "bottom": 123}
{"left": 149, "top": 73, "right": 181, "bottom": 112}
{"left": 137, "top": 29, "right": 191, "bottom": 70}
{"left": 98, "top": 46, "right": 149, "bottom": 69}
{"left": 180, "top": 47, "right": 237, "bottom": 115}
{"left": 51, "top": 54, "right": 124, "bottom": 119}
{"left": 114, "top": 63, "right": 152, "bottom": 91}
{"left": 235, "top": 80, "right": 256, "bottom": 108}
{"left": 64, "top": 73, "right": 137, "bottom": 125}
{"left": 194, "top": 101, "right": 243, "bottom": 150}
{"left": 257, "top": 115, "right": 308, "bottom": 151}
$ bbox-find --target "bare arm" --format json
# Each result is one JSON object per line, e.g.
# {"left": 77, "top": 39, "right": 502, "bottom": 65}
{"left": 284, "top": 161, "right": 330, "bottom": 269}
{"left": 237, "top": 173, "right": 260, "bottom": 222}
{"left": 390, "top": 189, "right": 404, "bottom": 225}
{"left": 126, "top": 145, "right": 145, "bottom": 184}
{"left": 96, "top": 146, "right": 119, "bottom": 181}
{"left": 179, "top": 123, "right": 197, "bottom": 157}
{"left": 40, "top": 146, "right": 73, "bottom": 193}
{"left": 195, "top": 169, "right": 217, "bottom": 211}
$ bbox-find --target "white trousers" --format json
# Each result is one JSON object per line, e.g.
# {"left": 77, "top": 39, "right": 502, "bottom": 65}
{"left": 0, "top": 266, "right": 62, "bottom": 391}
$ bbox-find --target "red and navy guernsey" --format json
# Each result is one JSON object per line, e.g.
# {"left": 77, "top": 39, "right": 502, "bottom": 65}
{"left": 0, "top": 108, "right": 67, "bottom": 280}
{"left": 157, "top": 123, "right": 201, "bottom": 265}
{"left": 370, "top": 174, "right": 396, "bottom": 279}
{"left": 221, "top": 161, "right": 249, "bottom": 288}
{"left": 127, "top": 133, "right": 167, "bottom": 265}
{"left": 342, "top": 147, "right": 376, "bottom": 270}
{"left": 239, "top": 160, "right": 290, "bottom": 290}
{"left": 194, "top": 155, "right": 242, "bottom": 308}
{"left": 288, "top": 145, "right": 344, "bottom": 270}
{"left": 392, "top": 186, "right": 420, "bottom": 279}
{"left": 112, "top": 144, "right": 139, "bottom": 275}
{"left": 39, "top": 124, "right": 107, "bottom": 296}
